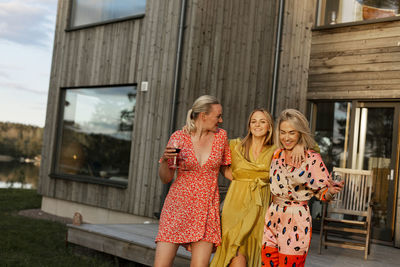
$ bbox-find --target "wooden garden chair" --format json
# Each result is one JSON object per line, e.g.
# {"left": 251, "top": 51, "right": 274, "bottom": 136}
{"left": 319, "top": 167, "right": 373, "bottom": 260}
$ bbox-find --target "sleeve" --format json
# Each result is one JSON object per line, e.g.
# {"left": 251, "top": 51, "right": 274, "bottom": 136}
{"left": 159, "top": 130, "right": 182, "bottom": 168}
{"left": 272, "top": 148, "right": 282, "bottom": 160}
{"left": 307, "top": 151, "right": 331, "bottom": 201}
{"left": 229, "top": 138, "right": 242, "bottom": 153}
{"left": 220, "top": 130, "right": 231, "bottom": 166}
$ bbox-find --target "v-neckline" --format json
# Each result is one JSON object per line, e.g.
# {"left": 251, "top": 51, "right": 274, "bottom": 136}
{"left": 189, "top": 131, "right": 217, "bottom": 168}
{"left": 250, "top": 145, "right": 265, "bottom": 162}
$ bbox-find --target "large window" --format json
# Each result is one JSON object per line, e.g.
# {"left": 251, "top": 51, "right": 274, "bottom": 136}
{"left": 70, "top": 0, "right": 146, "bottom": 28}
{"left": 316, "top": 0, "right": 400, "bottom": 26}
{"left": 53, "top": 85, "right": 136, "bottom": 186}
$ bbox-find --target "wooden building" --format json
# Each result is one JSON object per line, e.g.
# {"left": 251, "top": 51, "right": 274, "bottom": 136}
{"left": 39, "top": 0, "right": 400, "bottom": 251}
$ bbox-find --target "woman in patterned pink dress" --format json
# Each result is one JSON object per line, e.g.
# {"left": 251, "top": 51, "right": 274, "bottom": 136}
{"left": 154, "top": 95, "right": 231, "bottom": 267}
{"left": 261, "top": 109, "right": 343, "bottom": 267}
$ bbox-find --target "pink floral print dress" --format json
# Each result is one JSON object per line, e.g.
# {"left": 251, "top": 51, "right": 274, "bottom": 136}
{"left": 261, "top": 149, "right": 331, "bottom": 266}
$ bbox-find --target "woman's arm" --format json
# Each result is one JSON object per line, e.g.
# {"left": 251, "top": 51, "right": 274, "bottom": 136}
{"left": 291, "top": 144, "right": 305, "bottom": 167}
{"left": 324, "top": 180, "right": 344, "bottom": 201}
{"left": 220, "top": 165, "right": 233, "bottom": 180}
{"left": 308, "top": 152, "right": 344, "bottom": 201}
{"left": 158, "top": 147, "right": 177, "bottom": 184}
{"left": 291, "top": 143, "right": 320, "bottom": 167}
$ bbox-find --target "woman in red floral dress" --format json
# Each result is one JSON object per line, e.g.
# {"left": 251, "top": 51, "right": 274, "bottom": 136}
{"left": 154, "top": 95, "right": 231, "bottom": 267}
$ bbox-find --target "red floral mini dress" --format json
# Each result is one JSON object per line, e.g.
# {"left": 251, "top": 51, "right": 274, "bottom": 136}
{"left": 156, "top": 128, "right": 231, "bottom": 247}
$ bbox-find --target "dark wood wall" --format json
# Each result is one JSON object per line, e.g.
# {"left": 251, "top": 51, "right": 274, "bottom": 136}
{"left": 175, "top": 0, "right": 278, "bottom": 135}
{"left": 39, "top": 0, "right": 182, "bottom": 218}
{"left": 174, "top": 0, "right": 280, "bottom": 188}
{"left": 275, "top": 0, "right": 317, "bottom": 114}
{"left": 39, "top": 0, "right": 316, "bottom": 218}
{"left": 308, "top": 19, "right": 400, "bottom": 100}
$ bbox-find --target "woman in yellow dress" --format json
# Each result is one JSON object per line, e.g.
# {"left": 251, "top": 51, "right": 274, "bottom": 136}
{"left": 211, "top": 109, "right": 304, "bottom": 267}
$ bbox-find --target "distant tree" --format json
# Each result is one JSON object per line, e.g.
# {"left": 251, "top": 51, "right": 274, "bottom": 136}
{"left": 0, "top": 122, "right": 43, "bottom": 158}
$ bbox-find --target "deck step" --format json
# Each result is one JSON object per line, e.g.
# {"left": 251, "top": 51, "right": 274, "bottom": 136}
{"left": 67, "top": 223, "right": 191, "bottom": 266}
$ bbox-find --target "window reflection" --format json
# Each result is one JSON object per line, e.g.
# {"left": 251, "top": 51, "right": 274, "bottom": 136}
{"left": 317, "top": 0, "right": 400, "bottom": 26}
{"left": 314, "top": 102, "right": 351, "bottom": 171}
{"left": 362, "top": 108, "right": 393, "bottom": 230}
{"left": 364, "top": 108, "right": 393, "bottom": 169}
{"left": 311, "top": 101, "right": 351, "bottom": 224}
{"left": 70, "top": 0, "right": 146, "bottom": 28}
{"left": 55, "top": 86, "right": 136, "bottom": 184}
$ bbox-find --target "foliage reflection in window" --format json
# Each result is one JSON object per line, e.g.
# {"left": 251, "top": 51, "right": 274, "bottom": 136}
{"left": 316, "top": 0, "right": 400, "bottom": 26}
{"left": 314, "top": 102, "right": 351, "bottom": 171}
{"left": 70, "top": 0, "right": 146, "bottom": 28}
{"left": 55, "top": 86, "right": 136, "bottom": 183}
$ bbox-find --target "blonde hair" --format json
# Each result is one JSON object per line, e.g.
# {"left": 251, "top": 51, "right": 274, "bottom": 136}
{"left": 183, "top": 95, "right": 220, "bottom": 134}
{"left": 240, "top": 109, "right": 273, "bottom": 161}
{"left": 274, "top": 109, "right": 316, "bottom": 150}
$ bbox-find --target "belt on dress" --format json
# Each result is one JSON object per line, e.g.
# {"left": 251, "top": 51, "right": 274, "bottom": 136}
{"left": 272, "top": 195, "right": 308, "bottom": 207}
{"left": 233, "top": 178, "right": 268, "bottom": 206}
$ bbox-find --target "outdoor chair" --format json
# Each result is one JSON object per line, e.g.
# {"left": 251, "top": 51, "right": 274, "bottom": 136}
{"left": 319, "top": 167, "right": 373, "bottom": 260}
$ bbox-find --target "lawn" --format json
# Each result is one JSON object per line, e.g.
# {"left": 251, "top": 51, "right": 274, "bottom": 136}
{"left": 0, "top": 189, "right": 116, "bottom": 267}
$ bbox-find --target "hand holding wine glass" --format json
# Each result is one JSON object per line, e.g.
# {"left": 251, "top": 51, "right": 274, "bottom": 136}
{"left": 161, "top": 140, "right": 180, "bottom": 169}
{"left": 170, "top": 140, "right": 181, "bottom": 169}
{"left": 331, "top": 171, "right": 344, "bottom": 187}
{"left": 328, "top": 171, "right": 344, "bottom": 199}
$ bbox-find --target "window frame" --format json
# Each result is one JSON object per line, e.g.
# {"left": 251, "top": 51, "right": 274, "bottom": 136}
{"left": 66, "top": 0, "right": 146, "bottom": 31}
{"left": 314, "top": 0, "right": 400, "bottom": 30}
{"left": 49, "top": 83, "right": 138, "bottom": 188}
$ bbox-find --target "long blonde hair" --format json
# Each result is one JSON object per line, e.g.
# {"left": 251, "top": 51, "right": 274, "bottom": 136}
{"left": 240, "top": 108, "right": 273, "bottom": 161}
{"left": 274, "top": 109, "right": 316, "bottom": 150}
{"left": 183, "top": 95, "right": 220, "bottom": 134}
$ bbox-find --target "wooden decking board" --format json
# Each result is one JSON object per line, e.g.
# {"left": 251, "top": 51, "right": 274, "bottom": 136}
{"left": 67, "top": 223, "right": 400, "bottom": 266}
{"left": 67, "top": 223, "right": 191, "bottom": 266}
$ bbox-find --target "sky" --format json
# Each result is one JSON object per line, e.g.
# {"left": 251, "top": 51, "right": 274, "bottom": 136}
{"left": 0, "top": 0, "right": 57, "bottom": 127}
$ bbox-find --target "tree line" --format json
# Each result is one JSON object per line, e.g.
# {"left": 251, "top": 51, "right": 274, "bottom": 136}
{"left": 0, "top": 122, "right": 43, "bottom": 158}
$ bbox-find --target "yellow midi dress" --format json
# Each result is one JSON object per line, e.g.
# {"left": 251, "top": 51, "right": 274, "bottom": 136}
{"left": 211, "top": 139, "right": 275, "bottom": 267}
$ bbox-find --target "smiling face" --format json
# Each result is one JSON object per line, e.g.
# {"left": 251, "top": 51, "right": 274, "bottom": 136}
{"left": 279, "top": 120, "right": 300, "bottom": 151}
{"left": 202, "top": 104, "right": 223, "bottom": 132}
{"left": 249, "top": 111, "right": 270, "bottom": 138}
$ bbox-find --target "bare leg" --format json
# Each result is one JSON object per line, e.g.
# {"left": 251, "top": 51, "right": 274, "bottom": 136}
{"left": 229, "top": 252, "right": 246, "bottom": 267}
{"left": 190, "top": 240, "right": 214, "bottom": 267}
{"left": 154, "top": 241, "right": 179, "bottom": 267}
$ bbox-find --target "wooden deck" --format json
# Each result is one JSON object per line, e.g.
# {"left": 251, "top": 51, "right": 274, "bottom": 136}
{"left": 67, "top": 223, "right": 190, "bottom": 266}
{"left": 67, "top": 223, "right": 400, "bottom": 266}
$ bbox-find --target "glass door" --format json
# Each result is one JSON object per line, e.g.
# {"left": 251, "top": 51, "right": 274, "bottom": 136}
{"left": 311, "top": 101, "right": 400, "bottom": 242}
{"left": 349, "top": 102, "right": 400, "bottom": 242}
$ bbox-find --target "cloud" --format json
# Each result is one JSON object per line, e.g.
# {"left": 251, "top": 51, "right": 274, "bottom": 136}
{"left": 0, "top": 82, "right": 47, "bottom": 95}
{"left": 0, "top": 0, "right": 57, "bottom": 47}
{"left": 0, "top": 71, "right": 9, "bottom": 78}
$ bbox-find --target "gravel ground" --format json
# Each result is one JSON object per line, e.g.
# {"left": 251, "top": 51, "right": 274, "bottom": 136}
{"left": 18, "top": 209, "right": 73, "bottom": 224}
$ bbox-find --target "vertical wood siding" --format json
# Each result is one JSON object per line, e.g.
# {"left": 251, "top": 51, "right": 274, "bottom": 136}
{"left": 40, "top": 0, "right": 315, "bottom": 218}
{"left": 174, "top": 0, "right": 279, "bottom": 189}
{"left": 177, "top": 0, "right": 279, "bottom": 140}
{"left": 39, "top": 0, "right": 181, "bottom": 217}
{"left": 274, "top": 0, "right": 317, "bottom": 114}
{"left": 308, "top": 20, "right": 400, "bottom": 100}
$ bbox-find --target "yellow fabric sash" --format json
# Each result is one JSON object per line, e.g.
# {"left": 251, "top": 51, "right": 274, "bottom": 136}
{"left": 233, "top": 178, "right": 269, "bottom": 206}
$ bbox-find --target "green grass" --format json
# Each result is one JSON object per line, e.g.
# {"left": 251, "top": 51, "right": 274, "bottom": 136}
{"left": 0, "top": 189, "right": 116, "bottom": 267}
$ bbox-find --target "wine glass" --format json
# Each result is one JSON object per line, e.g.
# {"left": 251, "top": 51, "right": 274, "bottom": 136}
{"left": 330, "top": 170, "right": 343, "bottom": 202}
{"left": 170, "top": 140, "right": 181, "bottom": 169}
{"left": 331, "top": 171, "right": 343, "bottom": 186}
